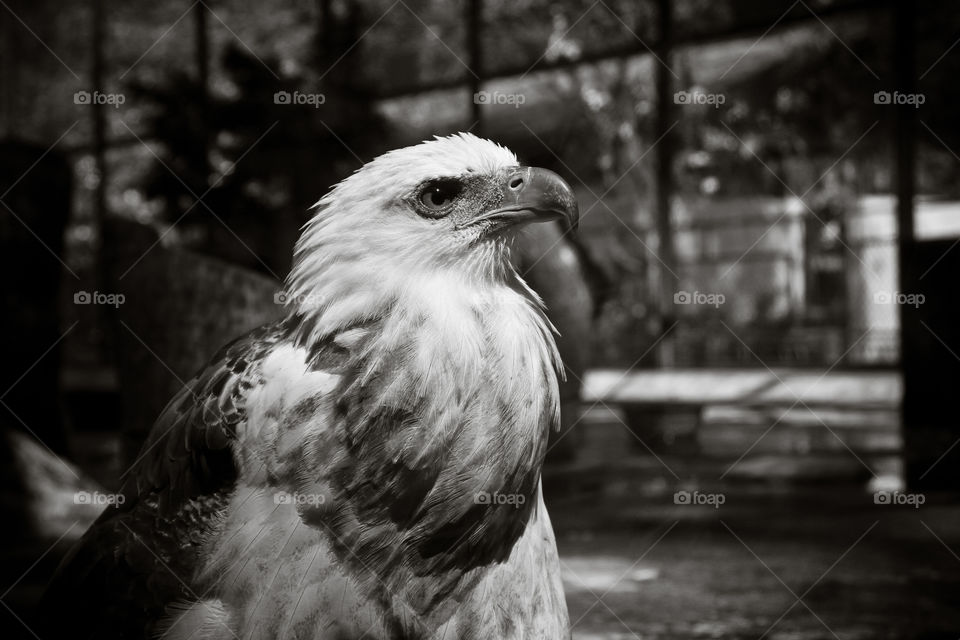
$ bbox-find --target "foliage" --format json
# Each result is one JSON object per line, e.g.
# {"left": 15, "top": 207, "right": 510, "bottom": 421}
{"left": 128, "top": 42, "right": 391, "bottom": 276}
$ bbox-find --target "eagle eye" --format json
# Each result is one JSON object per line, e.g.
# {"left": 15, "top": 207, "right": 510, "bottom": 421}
{"left": 416, "top": 179, "right": 462, "bottom": 216}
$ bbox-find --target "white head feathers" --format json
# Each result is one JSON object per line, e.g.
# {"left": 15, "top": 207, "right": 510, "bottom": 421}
{"left": 283, "top": 132, "right": 563, "bottom": 430}
{"left": 284, "top": 133, "right": 528, "bottom": 333}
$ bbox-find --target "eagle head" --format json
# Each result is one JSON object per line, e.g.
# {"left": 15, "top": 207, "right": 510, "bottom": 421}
{"left": 284, "top": 133, "right": 578, "bottom": 335}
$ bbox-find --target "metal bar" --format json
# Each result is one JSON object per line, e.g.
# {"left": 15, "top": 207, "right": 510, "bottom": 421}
{"left": 0, "top": 1, "right": 14, "bottom": 137}
{"left": 653, "top": 0, "right": 677, "bottom": 367}
{"left": 893, "top": 0, "right": 915, "bottom": 380}
{"left": 91, "top": 0, "right": 107, "bottom": 290}
{"left": 194, "top": 0, "right": 209, "bottom": 176}
{"left": 894, "top": 1, "right": 916, "bottom": 253}
{"left": 466, "top": 0, "right": 483, "bottom": 133}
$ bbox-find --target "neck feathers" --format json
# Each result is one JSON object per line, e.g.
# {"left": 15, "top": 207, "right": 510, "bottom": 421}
{"left": 284, "top": 206, "right": 560, "bottom": 386}
{"left": 283, "top": 228, "right": 564, "bottom": 613}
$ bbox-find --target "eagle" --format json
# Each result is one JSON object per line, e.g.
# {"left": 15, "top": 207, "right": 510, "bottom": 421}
{"left": 39, "top": 133, "right": 578, "bottom": 639}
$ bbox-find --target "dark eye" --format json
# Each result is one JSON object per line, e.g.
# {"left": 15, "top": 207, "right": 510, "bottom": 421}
{"left": 418, "top": 180, "right": 462, "bottom": 213}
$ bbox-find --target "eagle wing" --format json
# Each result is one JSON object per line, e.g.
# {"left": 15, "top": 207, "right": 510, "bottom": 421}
{"left": 37, "top": 321, "right": 289, "bottom": 639}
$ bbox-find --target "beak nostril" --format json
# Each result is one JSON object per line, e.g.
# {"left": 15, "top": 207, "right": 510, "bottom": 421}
{"left": 508, "top": 176, "right": 524, "bottom": 190}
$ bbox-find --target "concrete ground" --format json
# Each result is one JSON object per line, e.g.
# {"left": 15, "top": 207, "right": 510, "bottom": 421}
{"left": 545, "top": 366, "right": 958, "bottom": 640}
{"left": 544, "top": 455, "right": 960, "bottom": 640}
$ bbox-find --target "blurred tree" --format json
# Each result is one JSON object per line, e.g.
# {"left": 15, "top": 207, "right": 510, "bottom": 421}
{"left": 129, "top": 27, "right": 391, "bottom": 277}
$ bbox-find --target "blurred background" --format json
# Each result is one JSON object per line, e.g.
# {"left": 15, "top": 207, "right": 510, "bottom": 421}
{"left": 2, "top": 0, "right": 960, "bottom": 637}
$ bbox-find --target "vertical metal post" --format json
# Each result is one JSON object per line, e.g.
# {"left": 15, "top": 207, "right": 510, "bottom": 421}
{"left": 893, "top": 0, "right": 924, "bottom": 490}
{"left": 894, "top": 0, "right": 915, "bottom": 381}
{"left": 1, "top": 2, "right": 15, "bottom": 138}
{"left": 654, "top": 0, "right": 677, "bottom": 367}
{"left": 91, "top": 0, "right": 107, "bottom": 293}
{"left": 316, "top": 0, "right": 332, "bottom": 67}
{"left": 194, "top": 0, "right": 209, "bottom": 95}
{"left": 893, "top": 1, "right": 916, "bottom": 271}
{"left": 466, "top": 0, "right": 483, "bottom": 133}
{"left": 194, "top": 0, "right": 210, "bottom": 168}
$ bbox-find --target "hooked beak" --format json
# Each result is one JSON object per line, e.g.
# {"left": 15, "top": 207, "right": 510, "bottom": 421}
{"left": 473, "top": 167, "right": 579, "bottom": 232}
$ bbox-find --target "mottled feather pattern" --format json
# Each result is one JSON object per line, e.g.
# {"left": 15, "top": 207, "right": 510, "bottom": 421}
{"left": 39, "top": 134, "right": 571, "bottom": 639}
{"left": 132, "top": 322, "right": 289, "bottom": 509}
{"left": 37, "top": 325, "right": 289, "bottom": 639}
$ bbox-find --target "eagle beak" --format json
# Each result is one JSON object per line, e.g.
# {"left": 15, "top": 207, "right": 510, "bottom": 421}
{"left": 474, "top": 167, "right": 579, "bottom": 232}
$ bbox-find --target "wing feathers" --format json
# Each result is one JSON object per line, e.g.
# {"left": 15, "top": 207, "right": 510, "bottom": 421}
{"left": 37, "top": 321, "right": 290, "bottom": 638}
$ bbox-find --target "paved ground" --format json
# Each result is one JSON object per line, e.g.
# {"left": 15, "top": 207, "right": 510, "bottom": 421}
{"left": 545, "top": 369, "right": 957, "bottom": 640}
{"left": 544, "top": 452, "right": 960, "bottom": 640}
